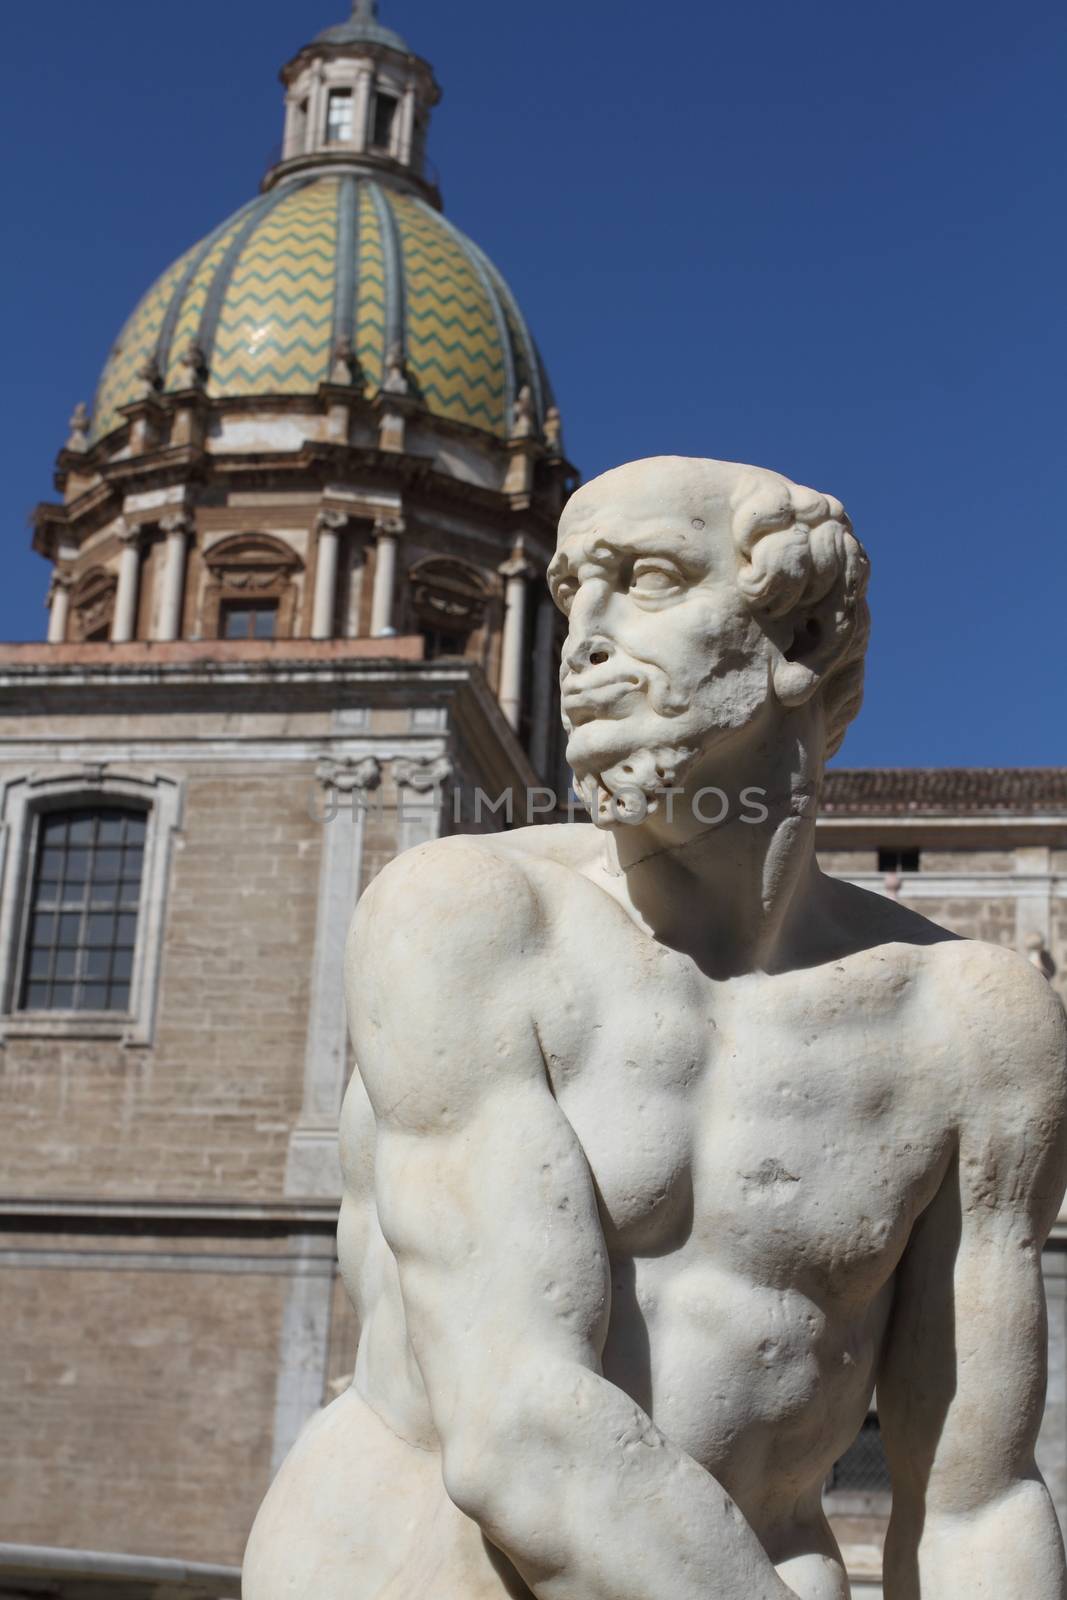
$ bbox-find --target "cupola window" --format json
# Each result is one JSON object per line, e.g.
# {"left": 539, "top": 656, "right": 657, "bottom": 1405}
{"left": 221, "top": 600, "right": 279, "bottom": 640}
{"left": 326, "top": 88, "right": 354, "bottom": 144}
{"left": 201, "top": 533, "right": 302, "bottom": 640}
{"left": 371, "top": 92, "right": 398, "bottom": 152}
{"left": 408, "top": 558, "right": 487, "bottom": 662}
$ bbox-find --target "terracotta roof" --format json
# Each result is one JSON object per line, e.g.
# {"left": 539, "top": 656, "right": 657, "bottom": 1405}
{"left": 823, "top": 768, "right": 1067, "bottom": 815}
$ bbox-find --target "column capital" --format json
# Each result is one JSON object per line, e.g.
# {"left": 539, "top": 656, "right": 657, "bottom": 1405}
{"left": 316, "top": 755, "right": 382, "bottom": 795}
{"left": 115, "top": 518, "right": 144, "bottom": 549}
{"left": 48, "top": 569, "right": 75, "bottom": 596}
{"left": 393, "top": 755, "right": 453, "bottom": 793}
{"left": 316, "top": 506, "right": 349, "bottom": 534}
{"left": 159, "top": 510, "right": 192, "bottom": 538}
{"left": 498, "top": 541, "right": 533, "bottom": 582}
{"left": 373, "top": 514, "right": 405, "bottom": 540}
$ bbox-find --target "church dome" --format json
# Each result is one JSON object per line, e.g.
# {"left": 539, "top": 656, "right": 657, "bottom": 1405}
{"left": 90, "top": 172, "right": 552, "bottom": 444}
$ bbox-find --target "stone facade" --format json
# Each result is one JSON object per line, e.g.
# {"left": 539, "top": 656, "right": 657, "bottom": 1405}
{"left": 815, "top": 767, "right": 1067, "bottom": 1594}
{"left": 1, "top": 653, "right": 1064, "bottom": 1600}
{"left": 0, "top": 644, "right": 539, "bottom": 1595}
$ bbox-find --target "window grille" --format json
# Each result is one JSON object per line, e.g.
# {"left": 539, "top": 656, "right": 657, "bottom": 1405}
{"left": 19, "top": 808, "right": 145, "bottom": 1013}
{"left": 828, "top": 1414, "right": 892, "bottom": 1494}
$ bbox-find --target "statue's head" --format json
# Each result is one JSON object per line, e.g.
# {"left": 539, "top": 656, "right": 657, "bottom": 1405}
{"left": 548, "top": 456, "right": 870, "bottom": 819}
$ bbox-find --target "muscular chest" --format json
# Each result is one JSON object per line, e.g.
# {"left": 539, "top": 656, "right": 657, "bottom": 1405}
{"left": 542, "top": 943, "right": 949, "bottom": 1299}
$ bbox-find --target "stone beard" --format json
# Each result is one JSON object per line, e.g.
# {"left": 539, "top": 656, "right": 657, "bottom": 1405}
{"left": 244, "top": 457, "right": 1067, "bottom": 1600}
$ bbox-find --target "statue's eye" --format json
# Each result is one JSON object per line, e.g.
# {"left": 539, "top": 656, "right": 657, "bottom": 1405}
{"left": 630, "top": 561, "right": 682, "bottom": 598}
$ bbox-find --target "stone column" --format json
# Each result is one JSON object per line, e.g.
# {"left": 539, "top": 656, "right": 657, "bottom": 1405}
{"left": 282, "top": 93, "right": 299, "bottom": 159}
{"left": 284, "top": 755, "right": 382, "bottom": 1198}
{"left": 269, "top": 1230, "right": 337, "bottom": 1473}
{"left": 352, "top": 66, "right": 372, "bottom": 151}
{"left": 311, "top": 508, "right": 347, "bottom": 640}
{"left": 46, "top": 572, "right": 73, "bottom": 644}
{"left": 394, "top": 756, "right": 453, "bottom": 855}
{"left": 399, "top": 83, "right": 417, "bottom": 162}
{"left": 370, "top": 517, "right": 402, "bottom": 636}
{"left": 156, "top": 512, "right": 191, "bottom": 642}
{"left": 111, "top": 521, "right": 143, "bottom": 643}
{"left": 498, "top": 546, "right": 532, "bottom": 731}
{"left": 529, "top": 589, "right": 557, "bottom": 777}
{"left": 307, "top": 68, "right": 326, "bottom": 149}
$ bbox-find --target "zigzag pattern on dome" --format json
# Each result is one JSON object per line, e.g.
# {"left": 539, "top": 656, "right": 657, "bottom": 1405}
{"left": 91, "top": 246, "right": 199, "bottom": 440}
{"left": 355, "top": 183, "right": 387, "bottom": 390}
{"left": 390, "top": 190, "right": 507, "bottom": 433}
{"left": 211, "top": 182, "right": 337, "bottom": 398}
{"left": 88, "top": 175, "right": 550, "bottom": 444}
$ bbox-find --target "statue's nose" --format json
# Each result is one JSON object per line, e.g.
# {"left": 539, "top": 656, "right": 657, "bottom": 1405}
{"left": 563, "top": 635, "right": 614, "bottom": 675}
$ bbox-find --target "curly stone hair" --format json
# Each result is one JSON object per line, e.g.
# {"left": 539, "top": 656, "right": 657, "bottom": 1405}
{"left": 731, "top": 475, "right": 871, "bottom": 758}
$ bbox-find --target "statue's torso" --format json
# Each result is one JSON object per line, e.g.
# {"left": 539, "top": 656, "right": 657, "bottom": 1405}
{"left": 536, "top": 869, "right": 953, "bottom": 1544}
{"left": 331, "top": 831, "right": 963, "bottom": 1596}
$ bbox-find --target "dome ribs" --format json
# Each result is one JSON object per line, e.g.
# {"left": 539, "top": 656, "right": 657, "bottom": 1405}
{"left": 86, "top": 175, "right": 557, "bottom": 442}
{"left": 331, "top": 175, "right": 361, "bottom": 362}
{"left": 368, "top": 182, "right": 407, "bottom": 372}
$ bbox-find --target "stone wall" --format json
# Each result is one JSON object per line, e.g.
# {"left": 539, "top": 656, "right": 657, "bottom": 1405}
{"left": 0, "top": 1233, "right": 289, "bottom": 1563}
{"left": 0, "top": 764, "right": 320, "bottom": 1200}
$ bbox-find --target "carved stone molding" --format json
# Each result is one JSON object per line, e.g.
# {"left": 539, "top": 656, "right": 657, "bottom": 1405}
{"left": 115, "top": 518, "right": 144, "bottom": 549}
{"left": 498, "top": 540, "right": 533, "bottom": 583}
{"left": 70, "top": 567, "right": 118, "bottom": 641}
{"left": 202, "top": 532, "right": 303, "bottom": 637}
{"left": 66, "top": 402, "right": 90, "bottom": 453}
{"left": 393, "top": 756, "right": 453, "bottom": 793}
{"left": 374, "top": 514, "right": 405, "bottom": 540}
{"left": 316, "top": 756, "right": 382, "bottom": 795}
{"left": 316, "top": 507, "right": 349, "bottom": 535}
{"left": 159, "top": 510, "right": 193, "bottom": 538}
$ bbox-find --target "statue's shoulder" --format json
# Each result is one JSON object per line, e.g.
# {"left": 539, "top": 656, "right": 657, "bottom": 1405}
{"left": 351, "top": 826, "right": 599, "bottom": 977}
{"left": 922, "top": 935, "right": 1067, "bottom": 1075}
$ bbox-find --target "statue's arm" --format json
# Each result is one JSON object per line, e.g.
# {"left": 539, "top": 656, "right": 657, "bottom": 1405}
{"left": 879, "top": 950, "right": 1067, "bottom": 1600}
{"left": 347, "top": 840, "right": 796, "bottom": 1600}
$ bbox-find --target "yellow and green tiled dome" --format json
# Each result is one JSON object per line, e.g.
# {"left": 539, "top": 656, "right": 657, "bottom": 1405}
{"left": 91, "top": 175, "right": 552, "bottom": 443}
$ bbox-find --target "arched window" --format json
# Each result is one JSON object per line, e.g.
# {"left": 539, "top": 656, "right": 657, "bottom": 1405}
{"left": 407, "top": 557, "right": 488, "bottom": 661}
{"left": 19, "top": 806, "right": 145, "bottom": 1013}
{"left": 201, "top": 534, "right": 302, "bottom": 640}
{"left": 70, "top": 567, "right": 118, "bottom": 643}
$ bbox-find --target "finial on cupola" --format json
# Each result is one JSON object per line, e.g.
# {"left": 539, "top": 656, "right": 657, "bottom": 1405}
{"left": 351, "top": 0, "right": 379, "bottom": 18}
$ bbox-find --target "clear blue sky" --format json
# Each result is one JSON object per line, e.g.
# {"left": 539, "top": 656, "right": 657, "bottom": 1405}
{"left": 3, "top": 0, "right": 1064, "bottom": 767}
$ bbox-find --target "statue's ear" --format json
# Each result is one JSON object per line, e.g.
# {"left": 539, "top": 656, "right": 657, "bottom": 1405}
{"left": 766, "top": 591, "right": 852, "bottom": 709}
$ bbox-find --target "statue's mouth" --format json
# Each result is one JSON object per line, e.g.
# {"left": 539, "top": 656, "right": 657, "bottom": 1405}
{"left": 562, "top": 676, "right": 643, "bottom": 727}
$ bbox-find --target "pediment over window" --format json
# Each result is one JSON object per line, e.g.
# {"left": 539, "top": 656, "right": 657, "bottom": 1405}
{"left": 409, "top": 558, "right": 488, "bottom": 629}
{"left": 70, "top": 567, "right": 118, "bottom": 642}
{"left": 203, "top": 533, "right": 303, "bottom": 590}
{"left": 406, "top": 557, "right": 490, "bottom": 663}
{"left": 202, "top": 534, "right": 302, "bottom": 638}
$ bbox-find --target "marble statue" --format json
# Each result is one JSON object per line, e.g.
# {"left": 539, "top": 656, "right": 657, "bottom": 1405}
{"left": 244, "top": 457, "right": 1067, "bottom": 1599}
